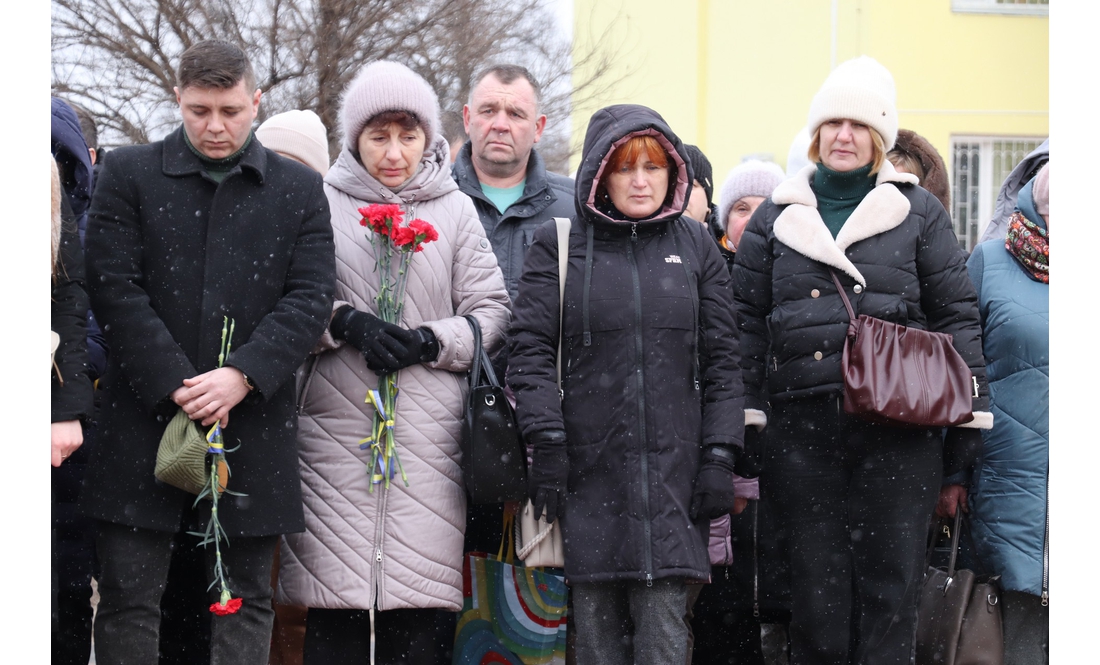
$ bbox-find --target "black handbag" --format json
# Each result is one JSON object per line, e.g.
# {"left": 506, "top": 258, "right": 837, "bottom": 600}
{"left": 460, "top": 315, "right": 527, "bottom": 505}
{"left": 915, "top": 511, "right": 1004, "bottom": 665}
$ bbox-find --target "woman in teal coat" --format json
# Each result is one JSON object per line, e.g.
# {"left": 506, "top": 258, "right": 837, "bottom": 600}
{"left": 950, "top": 164, "right": 1049, "bottom": 665}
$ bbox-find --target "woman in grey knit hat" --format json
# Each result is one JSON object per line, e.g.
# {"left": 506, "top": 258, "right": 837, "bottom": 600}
{"left": 276, "top": 60, "right": 510, "bottom": 665}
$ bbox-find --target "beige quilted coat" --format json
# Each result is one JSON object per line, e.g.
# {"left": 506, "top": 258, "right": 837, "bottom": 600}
{"left": 276, "top": 136, "right": 511, "bottom": 611}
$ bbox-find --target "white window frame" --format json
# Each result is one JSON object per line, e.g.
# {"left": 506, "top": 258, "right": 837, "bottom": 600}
{"left": 952, "top": 0, "right": 1048, "bottom": 16}
{"left": 950, "top": 135, "right": 1045, "bottom": 251}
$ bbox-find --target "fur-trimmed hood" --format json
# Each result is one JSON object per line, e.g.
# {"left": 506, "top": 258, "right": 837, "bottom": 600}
{"left": 770, "top": 160, "right": 918, "bottom": 287}
{"left": 574, "top": 104, "right": 691, "bottom": 227}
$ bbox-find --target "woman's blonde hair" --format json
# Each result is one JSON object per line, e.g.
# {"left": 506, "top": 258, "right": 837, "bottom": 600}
{"left": 807, "top": 124, "right": 887, "bottom": 174}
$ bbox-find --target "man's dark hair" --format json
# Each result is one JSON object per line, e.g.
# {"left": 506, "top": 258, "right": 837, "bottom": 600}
{"left": 69, "top": 102, "right": 99, "bottom": 151}
{"left": 177, "top": 40, "right": 256, "bottom": 92}
{"left": 441, "top": 110, "right": 467, "bottom": 145}
{"left": 470, "top": 64, "right": 542, "bottom": 108}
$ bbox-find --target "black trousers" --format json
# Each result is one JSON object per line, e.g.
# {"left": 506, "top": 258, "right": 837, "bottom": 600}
{"left": 94, "top": 519, "right": 278, "bottom": 665}
{"left": 765, "top": 397, "right": 941, "bottom": 665}
{"left": 52, "top": 427, "right": 98, "bottom": 665}
{"left": 303, "top": 607, "right": 455, "bottom": 665}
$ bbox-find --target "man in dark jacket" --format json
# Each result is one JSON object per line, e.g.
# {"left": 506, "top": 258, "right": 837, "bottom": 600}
{"left": 453, "top": 64, "right": 574, "bottom": 304}
{"left": 83, "top": 41, "right": 335, "bottom": 665}
{"left": 452, "top": 64, "right": 575, "bottom": 555}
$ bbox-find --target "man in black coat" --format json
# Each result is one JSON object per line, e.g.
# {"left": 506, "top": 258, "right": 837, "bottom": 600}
{"left": 83, "top": 41, "right": 335, "bottom": 665}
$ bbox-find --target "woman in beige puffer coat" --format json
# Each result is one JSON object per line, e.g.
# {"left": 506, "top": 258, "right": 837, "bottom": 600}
{"left": 276, "top": 61, "right": 510, "bottom": 664}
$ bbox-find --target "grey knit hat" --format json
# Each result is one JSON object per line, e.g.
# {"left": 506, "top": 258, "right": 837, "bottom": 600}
{"left": 717, "top": 160, "right": 785, "bottom": 230}
{"left": 256, "top": 110, "right": 331, "bottom": 176}
{"left": 340, "top": 61, "right": 441, "bottom": 152}
{"left": 807, "top": 55, "right": 899, "bottom": 150}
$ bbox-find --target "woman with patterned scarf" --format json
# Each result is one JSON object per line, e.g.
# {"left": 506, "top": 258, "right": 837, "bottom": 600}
{"left": 954, "top": 163, "right": 1049, "bottom": 665}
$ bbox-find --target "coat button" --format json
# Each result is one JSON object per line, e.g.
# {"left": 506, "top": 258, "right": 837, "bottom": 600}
{"left": 853, "top": 284, "right": 863, "bottom": 294}
{"left": 813, "top": 351, "right": 823, "bottom": 360}
{"left": 811, "top": 289, "right": 820, "bottom": 298}
{"left": 480, "top": 239, "right": 489, "bottom": 249}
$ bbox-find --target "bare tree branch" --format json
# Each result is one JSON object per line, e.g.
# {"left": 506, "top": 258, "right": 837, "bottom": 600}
{"left": 52, "top": 0, "right": 624, "bottom": 171}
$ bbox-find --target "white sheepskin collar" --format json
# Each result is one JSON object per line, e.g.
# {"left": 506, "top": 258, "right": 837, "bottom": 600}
{"left": 770, "top": 161, "right": 919, "bottom": 287}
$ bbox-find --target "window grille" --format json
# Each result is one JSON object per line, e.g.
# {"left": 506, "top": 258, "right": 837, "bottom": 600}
{"left": 952, "top": 0, "right": 1048, "bottom": 15}
{"left": 950, "top": 136, "right": 1043, "bottom": 251}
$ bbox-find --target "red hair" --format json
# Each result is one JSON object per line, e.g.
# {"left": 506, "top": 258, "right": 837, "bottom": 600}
{"left": 604, "top": 135, "right": 669, "bottom": 174}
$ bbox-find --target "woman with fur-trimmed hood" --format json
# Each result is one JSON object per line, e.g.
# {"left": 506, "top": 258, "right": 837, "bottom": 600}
{"left": 508, "top": 104, "right": 747, "bottom": 664}
{"left": 732, "top": 56, "right": 992, "bottom": 663}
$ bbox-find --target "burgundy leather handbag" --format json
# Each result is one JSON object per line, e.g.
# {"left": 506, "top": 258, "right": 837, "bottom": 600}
{"left": 829, "top": 271, "right": 975, "bottom": 428}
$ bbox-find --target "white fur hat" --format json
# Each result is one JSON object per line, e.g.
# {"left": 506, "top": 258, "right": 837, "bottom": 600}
{"left": 717, "top": 160, "right": 785, "bottom": 230}
{"left": 339, "top": 61, "right": 440, "bottom": 152}
{"left": 806, "top": 55, "right": 898, "bottom": 150}
{"left": 256, "top": 110, "right": 331, "bottom": 176}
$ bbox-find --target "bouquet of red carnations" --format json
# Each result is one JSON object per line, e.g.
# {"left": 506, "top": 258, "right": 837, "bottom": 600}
{"left": 357, "top": 204, "right": 439, "bottom": 490}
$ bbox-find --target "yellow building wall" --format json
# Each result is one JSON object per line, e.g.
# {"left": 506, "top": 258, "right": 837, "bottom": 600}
{"left": 571, "top": 0, "right": 1048, "bottom": 181}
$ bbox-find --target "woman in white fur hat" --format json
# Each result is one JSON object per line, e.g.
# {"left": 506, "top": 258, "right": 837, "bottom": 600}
{"left": 731, "top": 56, "right": 993, "bottom": 663}
{"left": 276, "top": 61, "right": 510, "bottom": 664}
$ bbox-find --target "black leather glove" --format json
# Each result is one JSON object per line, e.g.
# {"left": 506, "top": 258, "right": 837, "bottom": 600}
{"left": 528, "top": 429, "right": 568, "bottom": 525}
{"left": 733, "top": 427, "right": 765, "bottom": 479}
{"left": 690, "top": 445, "right": 739, "bottom": 521}
{"left": 330, "top": 305, "right": 440, "bottom": 373}
{"left": 943, "top": 427, "right": 984, "bottom": 478}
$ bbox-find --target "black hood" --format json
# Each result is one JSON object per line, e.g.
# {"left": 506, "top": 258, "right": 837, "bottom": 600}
{"left": 51, "top": 98, "right": 94, "bottom": 220}
{"left": 574, "top": 104, "right": 693, "bottom": 228}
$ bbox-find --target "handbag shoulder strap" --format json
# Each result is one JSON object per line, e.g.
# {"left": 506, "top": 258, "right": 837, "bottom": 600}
{"left": 459, "top": 312, "right": 495, "bottom": 386}
{"left": 924, "top": 510, "right": 964, "bottom": 578}
{"left": 829, "top": 269, "right": 857, "bottom": 324}
{"left": 554, "top": 217, "right": 570, "bottom": 399}
{"left": 947, "top": 509, "right": 962, "bottom": 577}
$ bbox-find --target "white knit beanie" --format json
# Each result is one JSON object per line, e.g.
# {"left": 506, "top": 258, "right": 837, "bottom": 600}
{"left": 256, "top": 110, "right": 331, "bottom": 176}
{"left": 718, "top": 160, "right": 786, "bottom": 230}
{"left": 806, "top": 55, "right": 899, "bottom": 150}
{"left": 340, "top": 61, "right": 440, "bottom": 152}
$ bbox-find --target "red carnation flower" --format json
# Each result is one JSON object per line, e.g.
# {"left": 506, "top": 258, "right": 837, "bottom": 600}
{"left": 391, "top": 225, "right": 417, "bottom": 248}
{"left": 406, "top": 218, "right": 439, "bottom": 252}
{"left": 209, "top": 597, "right": 243, "bottom": 616}
{"left": 359, "top": 204, "right": 403, "bottom": 235}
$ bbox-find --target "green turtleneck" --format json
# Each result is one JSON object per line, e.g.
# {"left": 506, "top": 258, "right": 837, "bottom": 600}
{"left": 812, "top": 162, "right": 876, "bottom": 238}
{"left": 184, "top": 130, "right": 253, "bottom": 184}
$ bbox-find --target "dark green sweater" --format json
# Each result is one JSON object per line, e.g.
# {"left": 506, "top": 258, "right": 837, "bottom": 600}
{"left": 812, "top": 162, "right": 876, "bottom": 238}
{"left": 184, "top": 131, "right": 253, "bottom": 183}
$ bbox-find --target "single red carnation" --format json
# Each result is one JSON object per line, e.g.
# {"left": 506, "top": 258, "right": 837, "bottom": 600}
{"left": 359, "top": 204, "right": 403, "bottom": 235}
{"left": 391, "top": 225, "right": 417, "bottom": 248}
{"left": 408, "top": 218, "right": 439, "bottom": 243}
{"left": 209, "top": 597, "right": 244, "bottom": 616}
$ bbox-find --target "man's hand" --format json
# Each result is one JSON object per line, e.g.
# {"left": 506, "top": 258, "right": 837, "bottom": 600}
{"left": 171, "top": 367, "right": 251, "bottom": 427}
{"left": 51, "top": 420, "right": 83, "bottom": 467}
{"left": 936, "top": 484, "right": 969, "bottom": 519}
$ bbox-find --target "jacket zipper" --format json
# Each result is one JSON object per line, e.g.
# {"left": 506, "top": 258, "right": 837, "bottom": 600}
{"left": 627, "top": 231, "right": 654, "bottom": 587}
{"left": 372, "top": 468, "right": 391, "bottom": 610}
{"left": 1042, "top": 473, "right": 1049, "bottom": 606}
{"left": 752, "top": 501, "right": 760, "bottom": 618}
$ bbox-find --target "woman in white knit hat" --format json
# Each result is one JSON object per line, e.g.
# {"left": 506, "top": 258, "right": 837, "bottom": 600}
{"left": 731, "top": 56, "right": 993, "bottom": 663}
{"left": 275, "top": 60, "right": 510, "bottom": 664}
{"left": 255, "top": 109, "right": 331, "bottom": 176}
